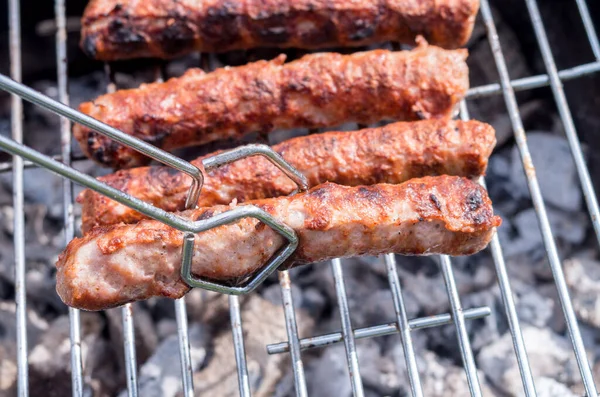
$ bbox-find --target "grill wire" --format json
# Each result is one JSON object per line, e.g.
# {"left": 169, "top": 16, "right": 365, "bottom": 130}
{"left": 2, "top": 0, "right": 600, "bottom": 395}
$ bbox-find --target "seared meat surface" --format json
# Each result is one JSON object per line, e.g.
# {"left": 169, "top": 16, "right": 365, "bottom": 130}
{"left": 78, "top": 119, "right": 496, "bottom": 233}
{"left": 81, "top": 0, "right": 479, "bottom": 60}
{"left": 57, "top": 176, "right": 501, "bottom": 310}
{"left": 74, "top": 43, "right": 469, "bottom": 168}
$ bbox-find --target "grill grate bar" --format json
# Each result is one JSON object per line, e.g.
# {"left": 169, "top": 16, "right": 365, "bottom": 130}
{"left": 331, "top": 258, "right": 365, "bottom": 397}
{"left": 525, "top": 0, "right": 600, "bottom": 252}
{"left": 267, "top": 306, "right": 491, "bottom": 354}
{"left": 105, "top": 66, "right": 140, "bottom": 397}
{"left": 54, "top": 0, "right": 84, "bottom": 395}
{"left": 8, "top": 0, "right": 28, "bottom": 395}
{"left": 230, "top": 295, "right": 252, "bottom": 396}
{"left": 439, "top": 256, "right": 482, "bottom": 397}
{"left": 121, "top": 304, "right": 139, "bottom": 397}
{"left": 480, "top": 0, "right": 598, "bottom": 394}
{"left": 278, "top": 270, "right": 308, "bottom": 397}
{"left": 383, "top": 254, "right": 424, "bottom": 397}
{"left": 174, "top": 299, "right": 195, "bottom": 396}
{"left": 466, "top": 61, "right": 600, "bottom": 98}
{"left": 459, "top": 100, "right": 537, "bottom": 396}
{"left": 575, "top": 0, "right": 600, "bottom": 60}
{"left": 153, "top": 66, "right": 196, "bottom": 397}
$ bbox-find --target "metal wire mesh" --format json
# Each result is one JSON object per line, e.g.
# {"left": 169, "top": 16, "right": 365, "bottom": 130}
{"left": 1, "top": 0, "right": 600, "bottom": 396}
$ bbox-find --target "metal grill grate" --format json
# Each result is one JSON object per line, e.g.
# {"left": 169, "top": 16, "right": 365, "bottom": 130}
{"left": 1, "top": 0, "right": 600, "bottom": 396}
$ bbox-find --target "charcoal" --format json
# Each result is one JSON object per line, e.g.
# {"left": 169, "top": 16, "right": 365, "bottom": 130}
{"left": 500, "top": 207, "right": 587, "bottom": 260}
{"left": 305, "top": 345, "right": 353, "bottom": 397}
{"left": 534, "top": 377, "right": 578, "bottom": 397}
{"left": 194, "top": 295, "right": 313, "bottom": 397}
{"left": 509, "top": 133, "right": 582, "bottom": 212}
{"left": 0, "top": 344, "right": 17, "bottom": 394}
{"left": 477, "top": 326, "right": 583, "bottom": 395}
{"left": 564, "top": 257, "right": 600, "bottom": 328}
{"left": 261, "top": 281, "right": 303, "bottom": 309}
{"left": 357, "top": 339, "right": 402, "bottom": 395}
{"left": 417, "top": 350, "right": 497, "bottom": 396}
{"left": 512, "top": 281, "right": 554, "bottom": 329}
{"left": 105, "top": 305, "right": 159, "bottom": 373}
{"left": 118, "top": 324, "right": 207, "bottom": 397}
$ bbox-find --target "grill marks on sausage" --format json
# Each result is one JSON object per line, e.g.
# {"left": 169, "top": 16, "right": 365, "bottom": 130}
{"left": 77, "top": 119, "right": 496, "bottom": 233}
{"left": 73, "top": 45, "right": 469, "bottom": 169}
{"left": 80, "top": 0, "right": 479, "bottom": 61}
{"left": 56, "top": 176, "right": 501, "bottom": 310}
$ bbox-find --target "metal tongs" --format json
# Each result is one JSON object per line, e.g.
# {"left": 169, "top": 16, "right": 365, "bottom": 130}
{"left": 0, "top": 73, "right": 308, "bottom": 295}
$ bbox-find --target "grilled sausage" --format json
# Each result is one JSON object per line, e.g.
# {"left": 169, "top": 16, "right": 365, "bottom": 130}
{"left": 74, "top": 43, "right": 469, "bottom": 169}
{"left": 78, "top": 119, "right": 496, "bottom": 233}
{"left": 80, "top": 0, "right": 479, "bottom": 61}
{"left": 57, "top": 176, "right": 501, "bottom": 310}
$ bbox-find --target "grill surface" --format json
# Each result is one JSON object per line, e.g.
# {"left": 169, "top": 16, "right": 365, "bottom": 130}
{"left": 1, "top": 0, "right": 600, "bottom": 396}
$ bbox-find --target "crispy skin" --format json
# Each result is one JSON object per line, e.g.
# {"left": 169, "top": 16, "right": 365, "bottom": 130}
{"left": 73, "top": 44, "right": 469, "bottom": 169}
{"left": 57, "top": 176, "right": 501, "bottom": 310}
{"left": 80, "top": 0, "right": 479, "bottom": 61}
{"left": 78, "top": 119, "right": 496, "bottom": 233}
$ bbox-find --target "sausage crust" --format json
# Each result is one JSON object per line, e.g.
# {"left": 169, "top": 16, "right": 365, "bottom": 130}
{"left": 73, "top": 43, "right": 469, "bottom": 169}
{"left": 57, "top": 176, "right": 501, "bottom": 310}
{"left": 80, "top": 0, "right": 479, "bottom": 61}
{"left": 78, "top": 119, "right": 496, "bottom": 233}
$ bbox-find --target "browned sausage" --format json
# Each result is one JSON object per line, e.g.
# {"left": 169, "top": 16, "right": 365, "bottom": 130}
{"left": 81, "top": 0, "right": 479, "bottom": 61}
{"left": 57, "top": 176, "right": 501, "bottom": 310}
{"left": 78, "top": 119, "right": 496, "bottom": 233}
{"left": 73, "top": 43, "right": 469, "bottom": 169}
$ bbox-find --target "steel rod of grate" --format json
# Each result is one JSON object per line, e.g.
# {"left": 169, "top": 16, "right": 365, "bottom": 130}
{"left": 278, "top": 271, "right": 308, "bottom": 397}
{"left": 383, "top": 254, "right": 424, "bottom": 397}
{"left": 331, "top": 258, "right": 364, "bottom": 397}
{"left": 104, "top": 68, "right": 139, "bottom": 397}
{"left": 8, "top": 0, "right": 28, "bottom": 395}
{"left": 439, "top": 256, "right": 482, "bottom": 397}
{"left": 267, "top": 306, "right": 491, "bottom": 354}
{"left": 466, "top": 61, "right": 600, "bottom": 98}
{"left": 54, "top": 0, "right": 84, "bottom": 395}
{"left": 174, "top": 298, "right": 194, "bottom": 396}
{"left": 526, "top": 0, "right": 600, "bottom": 253}
{"left": 122, "top": 304, "right": 138, "bottom": 397}
{"left": 152, "top": 67, "right": 195, "bottom": 397}
{"left": 575, "top": 0, "right": 600, "bottom": 60}
{"left": 196, "top": 54, "right": 253, "bottom": 397}
{"left": 436, "top": 262, "right": 481, "bottom": 391}
{"left": 459, "top": 101, "right": 537, "bottom": 396}
{"left": 230, "top": 295, "right": 252, "bottom": 396}
{"left": 480, "top": 0, "right": 598, "bottom": 394}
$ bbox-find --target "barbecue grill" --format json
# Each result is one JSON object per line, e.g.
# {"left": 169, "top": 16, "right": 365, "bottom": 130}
{"left": 1, "top": 0, "right": 600, "bottom": 396}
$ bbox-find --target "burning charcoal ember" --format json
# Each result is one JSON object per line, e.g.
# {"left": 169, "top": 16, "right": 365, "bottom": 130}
{"left": 118, "top": 324, "right": 207, "bottom": 397}
{"left": 193, "top": 295, "right": 313, "bottom": 397}
{"left": 565, "top": 257, "right": 600, "bottom": 328}
{"left": 477, "top": 326, "right": 584, "bottom": 395}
